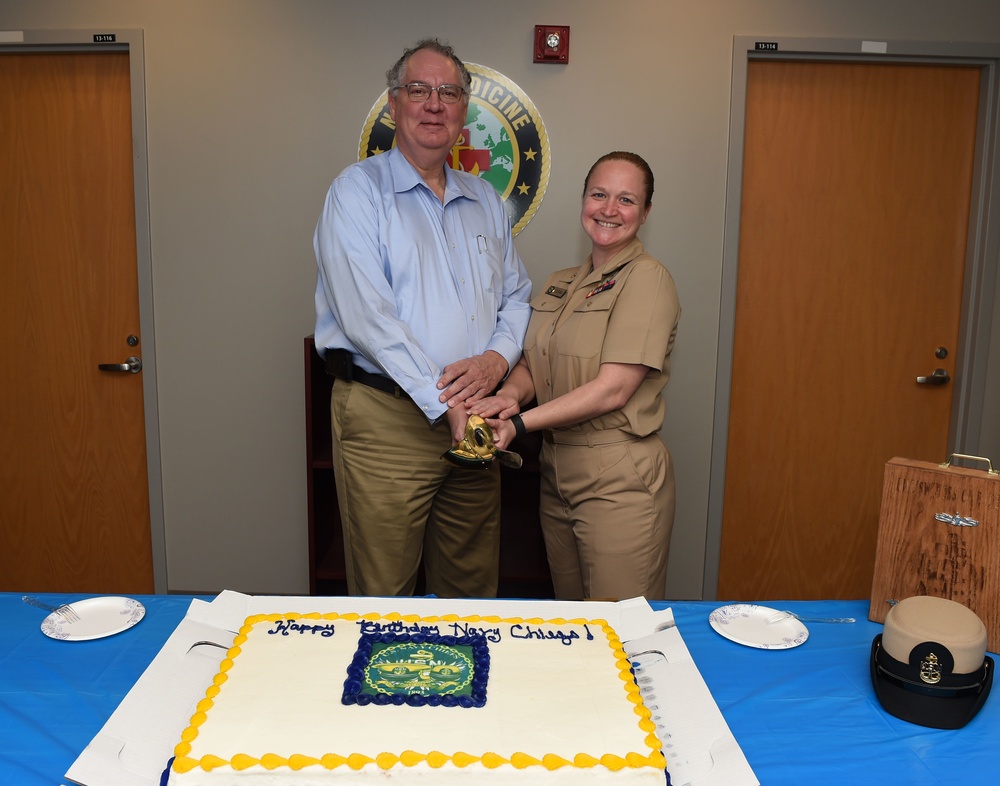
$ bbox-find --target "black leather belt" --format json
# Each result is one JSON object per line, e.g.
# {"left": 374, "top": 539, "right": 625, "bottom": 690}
{"left": 325, "top": 349, "right": 410, "bottom": 401}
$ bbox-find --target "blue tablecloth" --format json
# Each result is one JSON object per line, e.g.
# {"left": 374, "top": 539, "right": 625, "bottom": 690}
{"left": 1, "top": 593, "right": 995, "bottom": 785}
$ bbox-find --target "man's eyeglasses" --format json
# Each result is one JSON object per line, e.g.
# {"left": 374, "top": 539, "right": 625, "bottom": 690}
{"left": 398, "top": 82, "right": 466, "bottom": 104}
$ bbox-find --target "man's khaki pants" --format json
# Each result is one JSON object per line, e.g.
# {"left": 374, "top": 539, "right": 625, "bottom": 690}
{"left": 330, "top": 380, "right": 500, "bottom": 598}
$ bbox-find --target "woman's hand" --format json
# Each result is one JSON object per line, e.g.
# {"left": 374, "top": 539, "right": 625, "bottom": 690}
{"left": 467, "top": 394, "right": 519, "bottom": 421}
{"left": 468, "top": 394, "right": 520, "bottom": 450}
{"left": 486, "top": 416, "right": 517, "bottom": 451}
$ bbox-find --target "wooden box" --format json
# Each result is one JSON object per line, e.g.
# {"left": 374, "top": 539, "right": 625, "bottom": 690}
{"left": 869, "top": 455, "right": 1000, "bottom": 649}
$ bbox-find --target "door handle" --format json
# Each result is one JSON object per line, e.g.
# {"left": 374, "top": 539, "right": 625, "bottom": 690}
{"left": 98, "top": 355, "right": 142, "bottom": 374}
{"left": 916, "top": 368, "right": 949, "bottom": 385}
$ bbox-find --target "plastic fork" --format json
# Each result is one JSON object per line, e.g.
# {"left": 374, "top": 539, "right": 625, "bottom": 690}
{"left": 21, "top": 595, "right": 81, "bottom": 623}
{"left": 766, "top": 610, "right": 855, "bottom": 624}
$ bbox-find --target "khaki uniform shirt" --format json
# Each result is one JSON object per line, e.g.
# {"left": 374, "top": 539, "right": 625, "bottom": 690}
{"left": 524, "top": 238, "right": 680, "bottom": 438}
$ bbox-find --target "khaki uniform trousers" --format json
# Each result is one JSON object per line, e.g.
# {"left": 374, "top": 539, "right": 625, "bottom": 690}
{"left": 330, "top": 380, "right": 500, "bottom": 598}
{"left": 539, "top": 430, "right": 674, "bottom": 601}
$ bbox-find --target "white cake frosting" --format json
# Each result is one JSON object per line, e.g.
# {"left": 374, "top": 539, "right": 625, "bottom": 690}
{"left": 168, "top": 609, "right": 665, "bottom": 785}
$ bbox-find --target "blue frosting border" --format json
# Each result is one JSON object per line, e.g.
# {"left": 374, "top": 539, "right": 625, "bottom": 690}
{"left": 341, "top": 631, "right": 490, "bottom": 708}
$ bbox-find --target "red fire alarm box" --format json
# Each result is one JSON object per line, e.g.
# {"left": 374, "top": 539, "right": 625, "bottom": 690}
{"left": 534, "top": 26, "right": 570, "bottom": 64}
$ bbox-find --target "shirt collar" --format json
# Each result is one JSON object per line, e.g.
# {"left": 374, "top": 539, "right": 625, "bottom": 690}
{"left": 388, "top": 147, "right": 480, "bottom": 206}
{"left": 581, "top": 237, "right": 646, "bottom": 285}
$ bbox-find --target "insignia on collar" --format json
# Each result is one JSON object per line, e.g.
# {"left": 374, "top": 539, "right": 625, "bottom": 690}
{"left": 545, "top": 285, "right": 567, "bottom": 298}
{"left": 585, "top": 278, "right": 616, "bottom": 298}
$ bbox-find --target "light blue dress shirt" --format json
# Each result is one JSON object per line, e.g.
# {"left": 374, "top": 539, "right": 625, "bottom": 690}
{"left": 314, "top": 148, "right": 532, "bottom": 421}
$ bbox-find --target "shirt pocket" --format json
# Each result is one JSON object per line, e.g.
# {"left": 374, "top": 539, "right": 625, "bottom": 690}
{"left": 556, "top": 294, "right": 615, "bottom": 359}
{"left": 476, "top": 236, "right": 505, "bottom": 311}
{"left": 525, "top": 292, "right": 565, "bottom": 351}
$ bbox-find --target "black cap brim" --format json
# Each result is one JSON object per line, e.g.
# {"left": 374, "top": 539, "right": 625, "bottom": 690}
{"left": 870, "top": 635, "right": 993, "bottom": 730}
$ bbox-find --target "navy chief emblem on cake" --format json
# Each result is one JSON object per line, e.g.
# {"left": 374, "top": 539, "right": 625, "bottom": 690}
{"left": 342, "top": 629, "right": 490, "bottom": 708}
{"left": 367, "top": 643, "right": 474, "bottom": 696}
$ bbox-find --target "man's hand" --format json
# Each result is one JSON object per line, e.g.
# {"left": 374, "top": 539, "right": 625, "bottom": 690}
{"left": 437, "top": 350, "right": 508, "bottom": 408}
{"left": 445, "top": 403, "right": 470, "bottom": 444}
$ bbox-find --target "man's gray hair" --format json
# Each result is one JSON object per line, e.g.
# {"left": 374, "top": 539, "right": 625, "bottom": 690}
{"left": 386, "top": 38, "right": 472, "bottom": 101}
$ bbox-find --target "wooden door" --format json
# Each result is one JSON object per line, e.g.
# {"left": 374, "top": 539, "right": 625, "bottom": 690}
{"left": 718, "top": 61, "right": 980, "bottom": 599}
{"left": 0, "top": 52, "right": 154, "bottom": 593}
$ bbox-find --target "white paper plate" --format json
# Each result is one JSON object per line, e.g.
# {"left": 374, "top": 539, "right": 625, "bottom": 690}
{"left": 41, "top": 596, "right": 145, "bottom": 641}
{"left": 708, "top": 604, "right": 808, "bottom": 649}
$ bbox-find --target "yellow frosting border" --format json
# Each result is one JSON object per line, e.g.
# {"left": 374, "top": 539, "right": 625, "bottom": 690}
{"left": 172, "top": 612, "right": 665, "bottom": 775}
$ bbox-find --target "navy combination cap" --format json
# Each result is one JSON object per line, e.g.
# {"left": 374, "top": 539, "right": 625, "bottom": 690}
{"left": 870, "top": 595, "right": 993, "bottom": 729}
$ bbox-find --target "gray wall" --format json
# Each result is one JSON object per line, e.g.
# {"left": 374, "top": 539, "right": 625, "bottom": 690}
{"left": 2, "top": 0, "right": 998, "bottom": 597}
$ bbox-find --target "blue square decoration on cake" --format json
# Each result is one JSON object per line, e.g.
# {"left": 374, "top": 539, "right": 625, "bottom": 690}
{"left": 342, "top": 630, "right": 490, "bottom": 707}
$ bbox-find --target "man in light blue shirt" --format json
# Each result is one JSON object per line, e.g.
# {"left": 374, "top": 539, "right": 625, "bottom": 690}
{"left": 313, "top": 39, "right": 531, "bottom": 597}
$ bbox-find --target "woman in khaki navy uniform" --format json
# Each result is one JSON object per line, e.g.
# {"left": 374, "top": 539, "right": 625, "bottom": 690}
{"left": 470, "top": 151, "right": 680, "bottom": 600}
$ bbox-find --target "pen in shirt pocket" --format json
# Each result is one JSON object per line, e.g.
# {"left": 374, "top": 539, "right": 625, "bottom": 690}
{"left": 476, "top": 234, "right": 488, "bottom": 254}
